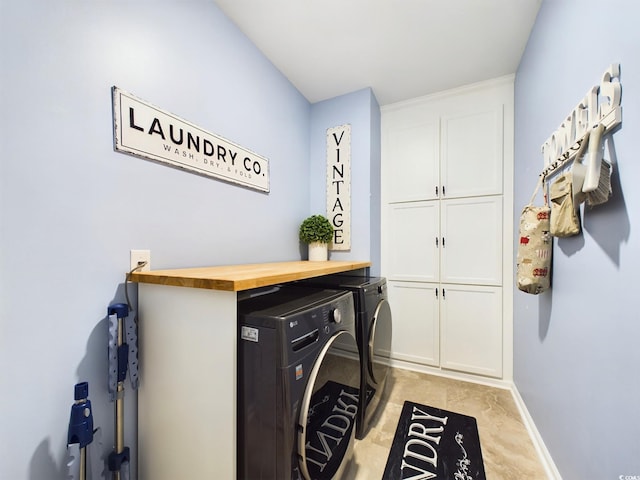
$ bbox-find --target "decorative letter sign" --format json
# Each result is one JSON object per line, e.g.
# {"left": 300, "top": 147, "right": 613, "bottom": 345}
{"left": 540, "top": 64, "right": 622, "bottom": 175}
{"left": 112, "top": 86, "right": 270, "bottom": 192}
{"left": 326, "top": 124, "right": 351, "bottom": 250}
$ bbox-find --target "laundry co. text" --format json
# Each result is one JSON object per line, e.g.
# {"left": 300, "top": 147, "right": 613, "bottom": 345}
{"left": 112, "top": 86, "right": 269, "bottom": 192}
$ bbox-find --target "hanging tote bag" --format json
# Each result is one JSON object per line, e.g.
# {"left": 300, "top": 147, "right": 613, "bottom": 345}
{"left": 517, "top": 177, "right": 553, "bottom": 294}
{"left": 549, "top": 172, "right": 581, "bottom": 237}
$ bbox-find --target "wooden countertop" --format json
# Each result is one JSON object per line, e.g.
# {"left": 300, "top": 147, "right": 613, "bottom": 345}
{"left": 129, "top": 260, "right": 371, "bottom": 291}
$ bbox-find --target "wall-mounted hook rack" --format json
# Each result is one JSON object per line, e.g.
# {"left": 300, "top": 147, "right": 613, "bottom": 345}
{"left": 540, "top": 64, "right": 622, "bottom": 182}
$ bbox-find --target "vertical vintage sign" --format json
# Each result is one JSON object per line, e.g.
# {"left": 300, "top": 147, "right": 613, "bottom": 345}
{"left": 112, "top": 86, "right": 270, "bottom": 192}
{"left": 326, "top": 124, "right": 351, "bottom": 250}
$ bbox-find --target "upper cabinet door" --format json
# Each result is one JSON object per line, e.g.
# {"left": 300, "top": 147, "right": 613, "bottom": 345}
{"left": 440, "top": 105, "right": 503, "bottom": 199}
{"left": 383, "top": 113, "right": 440, "bottom": 203}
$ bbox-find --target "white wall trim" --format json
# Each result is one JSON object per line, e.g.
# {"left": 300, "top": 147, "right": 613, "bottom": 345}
{"left": 389, "top": 357, "right": 512, "bottom": 390}
{"left": 381, "top": 74, "right": 516, "bottom": 113}
{"left": 510, "top": 384, "right": 563, "bottom": 480}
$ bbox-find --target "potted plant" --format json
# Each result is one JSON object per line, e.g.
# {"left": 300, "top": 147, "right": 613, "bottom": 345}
{"left": 299, "top": 214, "right": 333, "bottom": 261}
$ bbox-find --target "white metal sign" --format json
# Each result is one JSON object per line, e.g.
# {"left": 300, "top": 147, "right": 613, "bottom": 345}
{"left": 326, "top": 124, "right": 351, "bottom": 250}
{"left": 112, "top": 86, "right": 270, "bottom": 192}
{"left": 541, "top": 64, "right": 621, "bottom": 170}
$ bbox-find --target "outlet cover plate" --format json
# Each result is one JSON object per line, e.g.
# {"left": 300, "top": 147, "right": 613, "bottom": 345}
{"left": 130, "top": 250, "right": 151, "bottom": 271}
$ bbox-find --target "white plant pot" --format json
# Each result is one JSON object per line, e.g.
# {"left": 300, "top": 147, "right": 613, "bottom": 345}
{"left": 308, "top": 242, "right": 328, "bottom": 261}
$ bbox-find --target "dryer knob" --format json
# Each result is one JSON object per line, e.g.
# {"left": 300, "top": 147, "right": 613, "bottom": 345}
{"left": 331, "top": 308, "right": 342, "bottom": 324}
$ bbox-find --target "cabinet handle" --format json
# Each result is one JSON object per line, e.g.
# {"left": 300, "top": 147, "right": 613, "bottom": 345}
{"left": 435, "top": 287, "right": 438, "bottom": 298}
{"left": 435, "top": 185, "right": 439, "bottom": 196}
{"left": 442, "top": 185, "right": 446, "bottom": 196}
{"left": 435, "top": 237, "right": 439, "bottom": 247}
{"left": 442, "top": 288, "right": 446, "bottom": 299}
{"left": 442, "top": 237, "right": 445, "bottom": 248}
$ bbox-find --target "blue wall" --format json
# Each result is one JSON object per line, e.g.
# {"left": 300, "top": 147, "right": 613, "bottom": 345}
{"left": 514, "top": 0, "right": 640, "bottom": 477}
{"left": 8, "top": 0, "right": 637, "bottom": 478}
{"left": 310, "top": 88, "right": 382, "bottom": 274}
{"left": 0, "top": 1, "right": 349, "bottom": 479}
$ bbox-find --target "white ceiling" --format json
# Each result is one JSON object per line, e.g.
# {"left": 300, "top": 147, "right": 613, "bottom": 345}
{"left": 214, "top": 0, "right": 542, "bottom": 106}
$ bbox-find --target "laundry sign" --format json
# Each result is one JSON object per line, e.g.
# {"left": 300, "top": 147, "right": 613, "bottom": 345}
{"left": 326, "top": 124, "right": 351, "bottom": 250}
{"left": 111, "top": 86, "right": 270, "bottom": 192}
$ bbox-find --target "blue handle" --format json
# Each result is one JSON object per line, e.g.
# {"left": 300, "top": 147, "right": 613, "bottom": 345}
{"left": 74, "top": 381, "right": 88, "bottom": 401}
{"left": 68, "top": 382, "right": 94, "bottom": 448}
{"left": 108, "top": 303, "right": 129, "bottom": 319}
{"left": 117, "top": 344, "right": 129, "bottom": 382}
{"left": 108, "top": 447, "right": 130, "bottom": 472}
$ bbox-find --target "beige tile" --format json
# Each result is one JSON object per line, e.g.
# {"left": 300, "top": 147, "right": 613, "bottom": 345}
{"left": 351, "top": 367, "right": 547, "bottom": 479}
{"left": 344, "top": 441, "right": 390, "bottom": 479}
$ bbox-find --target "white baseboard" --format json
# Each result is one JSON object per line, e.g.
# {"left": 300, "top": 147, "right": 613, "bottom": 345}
{"left": 388, "top": 359, "right": 562, "bottom": 479}
{"left": 509, "top": 385, "right": 563, "bottom": 479}
{"left": 388, "top": 357, "right": 512, "bottom": 390}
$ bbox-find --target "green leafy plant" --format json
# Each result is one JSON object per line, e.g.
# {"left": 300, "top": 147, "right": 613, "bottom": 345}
{"left": 299, "top": 214, "right": 333, "bottom": 244}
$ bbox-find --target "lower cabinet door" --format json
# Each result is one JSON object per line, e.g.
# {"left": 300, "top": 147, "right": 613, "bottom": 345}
{"left": 440, "top": 284, "right": 503, "bottom": 378}
{"left": 388, "top": 280, "right": 439, "bottom": 367}
{"left": 387, "top": 281, "right": 503, "bottom": 378}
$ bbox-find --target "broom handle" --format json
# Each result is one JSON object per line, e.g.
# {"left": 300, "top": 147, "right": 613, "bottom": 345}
{"left": 583, "top": 123, "right": 605, "bottom": 193}
{"left": 114, "top": 314, "right": 125, "bottom": 480}
{"left": 107, "top": 304, "right": 131, "bottom": 480}
{"left": 573, "top": 129, "right": 590, "bottom": 164}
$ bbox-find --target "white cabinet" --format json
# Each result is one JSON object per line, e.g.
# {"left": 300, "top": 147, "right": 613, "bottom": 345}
{"left": 387, "top": 201, "right": 439, "bottom": 282}
{"left": 388, "top": 196, "right": 503, "bottom": 287}
{"left": 387, "top": 281, "right": 503, "bottom": 378}
{"left": 440, "top": 284, "right": 503, "bottom": 377}
{"left": 440, "top": 196, "right": 502, "bottom": 286}
{"left": 137, "top": 284, "right": 237, "bottom": 480}
{"left": 388, "top": 281, "right": 439, "bottom": 367}
{"left": 440, "top": 105, "right": 504, "bottom": 198}
{"left": 384, "top": 93, "right": 503, "bottom": 204}
{"left": 386, "top": 115, "right": 440, "bottom": 202}
{"left": 381, "top": 77, "right": 513, "bottom": 380}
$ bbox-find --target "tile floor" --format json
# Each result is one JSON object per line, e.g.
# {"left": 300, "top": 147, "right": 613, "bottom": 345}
{"left": 344, "top": 367, "right": 549, "bottom": 479}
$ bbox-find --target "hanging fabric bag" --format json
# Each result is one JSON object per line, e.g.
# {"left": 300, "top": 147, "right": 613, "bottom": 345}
{"left": 549, "top": 171, "right": 581, "bottom": 237}
{"left": 517, "top": 176, "right": 553, "bottom": 295}
{"left": 546, "top": 129, "right": 591, "bottom": 238}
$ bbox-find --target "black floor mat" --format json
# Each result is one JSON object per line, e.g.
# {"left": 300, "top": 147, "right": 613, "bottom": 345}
{"left": 382, "top": 400, "right": 486, "bottom": 480}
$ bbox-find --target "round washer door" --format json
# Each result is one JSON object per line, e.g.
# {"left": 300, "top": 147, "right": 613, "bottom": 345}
{"left": 369, "top": 299, "right": 392, "bottom": 384}
{"left": 298, "top": 331, "right": 360, "bottom": 480}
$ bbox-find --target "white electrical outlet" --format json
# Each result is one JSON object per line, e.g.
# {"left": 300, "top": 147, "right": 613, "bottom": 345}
{"left": 130, "top": 249, "right": 151, "bottom": 271}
